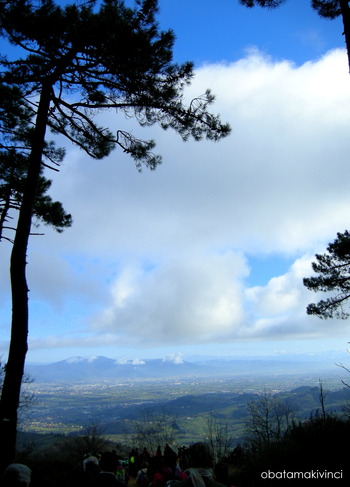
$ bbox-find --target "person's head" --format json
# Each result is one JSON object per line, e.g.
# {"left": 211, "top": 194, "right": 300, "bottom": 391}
{"left": 3, "top": 463, "right": 32, "bottom": 486}
{"left": 186, "top": 443, "right": 214, "bottom": 469}
{"left": 99, "top": 451, "right": 118, "bottom": 473}
{"left": 84, "top": 456, "right": 99, "bottom": 475}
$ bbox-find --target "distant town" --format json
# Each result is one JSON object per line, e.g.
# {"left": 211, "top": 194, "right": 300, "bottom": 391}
{"left": 20, "top": 354, "right": 350, "bottom": 446}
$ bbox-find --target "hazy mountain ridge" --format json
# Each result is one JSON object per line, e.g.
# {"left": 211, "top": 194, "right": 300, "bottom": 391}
{"left": 147, "top": 386, "right": 350, "bottom": 420}
{"left": 26, "top": 352, "right": 347, "bottom": 383}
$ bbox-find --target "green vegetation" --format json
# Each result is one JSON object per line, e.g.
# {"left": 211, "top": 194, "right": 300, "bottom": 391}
{"left": 304, "top": 230, "right": 350, "bottom": 319}
{"left": 13, "top": 378, "right": 350, "bottom": 486}
{"left": 19, "top": 375, "right": 350, "bottom": 445}
{"left": 15, "top": 415, "right": 350, "bottom": 486}
{"left": 234, "top": 416, "right": 350, "bottom": 485}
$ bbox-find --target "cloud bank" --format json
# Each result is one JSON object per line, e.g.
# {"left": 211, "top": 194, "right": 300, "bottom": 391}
{"left": 2, "top": 48, "right": 350, "bottom": 359}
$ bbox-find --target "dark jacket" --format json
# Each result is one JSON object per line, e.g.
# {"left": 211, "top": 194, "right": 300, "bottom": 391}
{"left": 174, "top": 475, "right": 226, "bottom": 487}
{"left": 92, "top": 472, "right": 126, "bottom": 486}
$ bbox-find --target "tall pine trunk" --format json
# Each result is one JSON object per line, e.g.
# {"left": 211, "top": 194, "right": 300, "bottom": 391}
{"left": 340, "top": 0, "right": 350, "bottom": 72}
{"left": 0, "top": 84, "right": 51, "bottom": 473}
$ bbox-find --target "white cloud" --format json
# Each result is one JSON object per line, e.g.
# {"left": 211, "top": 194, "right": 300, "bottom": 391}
{"left": 114, "top": 358, "right": 145, "bottom": 365}
{"left": 40, "top": 48, "right": 350, "bottom": 261}
{"left": 88, "top": 250, "right": 347, "bottom": 348}
{"left": 246, "top": 257, "right": 312, "bottom": 317}
{"left": 163, "top": 353, "right": 185, "bottom": 364}
{"left": 3, "top": 48, "right": 350, "bottom": 358}
{"left": 66, "top": 356, "right": 85, "bottom": 364}
{"left": 91, "top": 251, "right": 248, "bottom": 345}
{"left": 243, "top": 255, "right": 349, "bottom": 341}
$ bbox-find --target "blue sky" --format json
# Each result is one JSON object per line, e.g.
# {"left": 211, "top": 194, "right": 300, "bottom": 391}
{"left": 156, "top": 0, "right": 344, "bottom": 65}
{"left": 1, "top": 0, "right": 350, "bottom": 364}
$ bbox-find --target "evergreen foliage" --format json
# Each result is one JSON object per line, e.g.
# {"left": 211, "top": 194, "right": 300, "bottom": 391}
{"left": 239, "top": 0, "right": 350, "bottom": 70}
{"left": 237, "top": 416, "right": 350, "bottom": 485}
{"left": 240, "top": 0, "right": 286, "bottom": 7}
{"left": 240, "top": 0, "right": 342, "bottom": 17}
{"left": 0, "top": 82, "right": 72, "bottom": 241}
{"left": 303, "top": 230, "right": 350, "bottom": 319}
{"left": 312, "top": 0, "right": 342, "bottom": 18}
{"left": 0, "top": 0, "right": 230, "bottom": 168}
{"left": 12, "top": 414, "right": 350, "bottom": 486}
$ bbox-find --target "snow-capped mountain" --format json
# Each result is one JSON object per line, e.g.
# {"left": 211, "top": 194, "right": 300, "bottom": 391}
{"left": 26, "top": 355, "right": 201, "bottom": 382}
{"left": 24, "top": 351, "right": 343, "bottom": 383}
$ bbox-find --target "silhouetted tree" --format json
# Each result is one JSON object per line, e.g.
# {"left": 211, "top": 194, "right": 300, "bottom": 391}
{"left": 131, "top": 407, "right": 178, "bottom": 454}
{"left": 0, "top": 0, "right": 230, "bottom": 470}
{"left": 303, "top": 230, "right": 350, "bottom": 319}
{"left": 0, "top": 360, "right": 34, "bottom": 426}
{"left": 0, "top": 83, "right": 72, "bottom": 242}
{"left": 72, "top": 424, "right": 110, "bottom": 458}
{"left": 204, "top": 413, "right": 233, "bottom": 463}
{"left": 0, "top": 153, "right": 73, "bottom": 242}
{"left": 239, "top": 0, "right": 350, "bottom": 71}
{"left": 245, "top": 391, "right": 296, "bottom": 448}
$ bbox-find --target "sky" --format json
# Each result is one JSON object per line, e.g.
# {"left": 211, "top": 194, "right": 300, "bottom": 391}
{"left": 1, "top": 0, "right": 350, "bottom": 364}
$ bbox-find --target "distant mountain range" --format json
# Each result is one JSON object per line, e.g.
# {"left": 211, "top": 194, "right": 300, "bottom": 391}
{"left": 25, "top": 352, "right": 348, "bottom": 383}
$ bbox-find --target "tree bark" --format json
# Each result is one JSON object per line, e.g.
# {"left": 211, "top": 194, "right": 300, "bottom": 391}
{"left": 340, "top": 0, "right": 350, "bottom": 72}
{"left": 0, "top": 83, "right": 51, "bottom": 473}
{"left": 0, "top": 184, "right": 13, "bottom": 242}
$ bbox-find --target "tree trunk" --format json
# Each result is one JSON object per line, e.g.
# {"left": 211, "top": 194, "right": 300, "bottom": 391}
{"left": 0, "top": 84, "right": 51, "bottom": 473}
{"left": 340, "top": 0, "right": 350, "bottom": 72}
{"left": 0, "top": 184, "right": 13, "bottom": 242}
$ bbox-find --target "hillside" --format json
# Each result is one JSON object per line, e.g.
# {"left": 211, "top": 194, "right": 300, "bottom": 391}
{"left": 21, "top": 371, "right": 350, "bottom": 447}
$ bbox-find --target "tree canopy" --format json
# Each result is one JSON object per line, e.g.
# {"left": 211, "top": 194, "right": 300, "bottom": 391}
{"left": 239, "top": 0, "right": 350, "bottom": 70}
{"left": 0, "top": 83, "right": 72, "bottom": 242}
{"left": 240, "top": 0, "right": 341, "bottom": 17}
{"left": 303, "top": 230, "right": 350, "bottom": 319}
{"left": 0, "top": 0, "right": 230, "bottom": 168}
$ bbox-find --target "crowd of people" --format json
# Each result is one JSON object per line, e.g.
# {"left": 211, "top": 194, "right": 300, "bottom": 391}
{"left": 1, "top": 442, "right": 232, "bottom": 487}
{"left": 81, "top": 443, "right": 229, "bottom": 487}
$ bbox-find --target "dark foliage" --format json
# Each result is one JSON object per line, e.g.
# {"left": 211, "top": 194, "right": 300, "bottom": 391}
{"left": 0, "top": 0, "right": 230, "bottom": 168}
{"left": 303, "top": 230, "right": 350, "bottom": 319}
{"left": 312, "top": 0, "right": 342, "bottom": 18}
{"left": 0, "top": 82, "right": 72, "bottom": 241}
{"left": 239, "top": 0, "right": 350, "bottom": 72}
{"left": 232, "top": 416, "right": 350, "bottom": 486}
{"left": 239, "top": 0, "right": 286, "bottom": 7}
{"left": 240, "top": 0, "right": 342, "bottom": 18}
{"left": 11, "top": 415, "right": 350, "bottom": 486}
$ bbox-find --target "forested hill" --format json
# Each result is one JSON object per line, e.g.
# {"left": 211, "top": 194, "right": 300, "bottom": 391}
{"left": 21, "top": 377, "right": 350, "bottom": 445}
{"left": 122, "top": 386, "right": 350, "bottom": 422}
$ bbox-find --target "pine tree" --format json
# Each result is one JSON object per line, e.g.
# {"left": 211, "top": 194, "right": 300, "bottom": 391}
{"left": 0, "top": 0, "right": 230, "bottom": 469}
{"left": 0, "top": 84, "right": 72, "bottom": 241}
{"left": 239, "top": 0, "right": 350, "bottom": 70}
{"left": 303, "top": 230, "right": 350, "bottom": 319}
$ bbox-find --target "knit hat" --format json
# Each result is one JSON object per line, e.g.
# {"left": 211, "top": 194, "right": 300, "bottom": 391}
{"left": 4, "top": 463, "right": 32, "bottom": 485}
